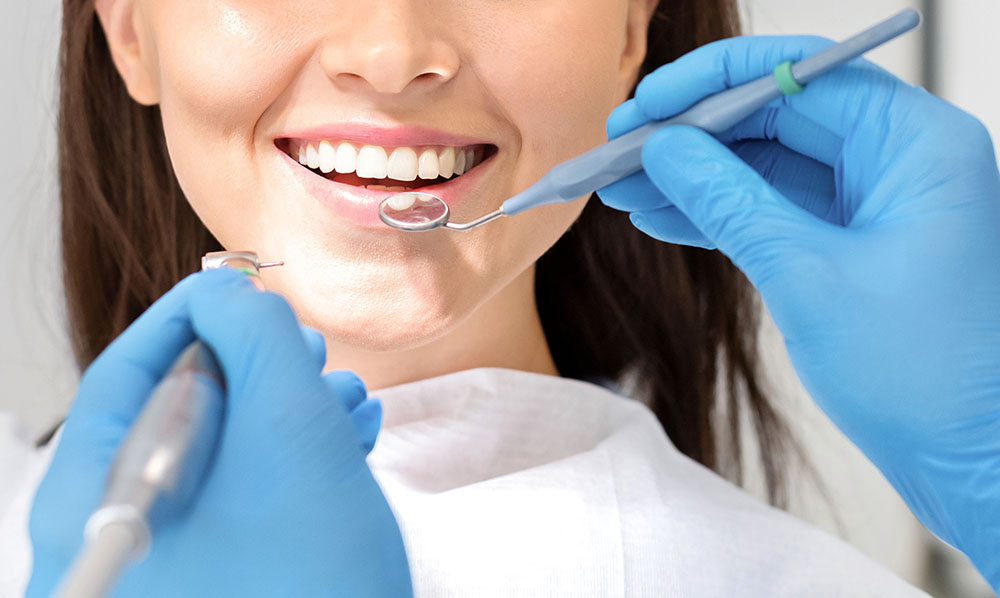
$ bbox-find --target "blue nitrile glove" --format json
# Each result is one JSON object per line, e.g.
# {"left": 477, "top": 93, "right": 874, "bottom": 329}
{"left": 598, "top": 35, "right": 1000, "bottom": 589}
{"left": 26, "top": 268, "right": 411, "bottom": 597}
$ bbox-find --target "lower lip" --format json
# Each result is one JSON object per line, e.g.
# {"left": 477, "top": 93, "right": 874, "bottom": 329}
{"left": 275, "top": 146, "right": 494, "bottom": 229}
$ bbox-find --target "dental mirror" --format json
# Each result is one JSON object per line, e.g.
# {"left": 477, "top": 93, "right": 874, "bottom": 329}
{"left": 379, "top": 192, "right": 504, "bottom": 232}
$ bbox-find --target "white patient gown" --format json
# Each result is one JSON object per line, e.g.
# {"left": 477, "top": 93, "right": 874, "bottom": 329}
{"left": 0, "top": 368, "right": 928, "bottom": 596}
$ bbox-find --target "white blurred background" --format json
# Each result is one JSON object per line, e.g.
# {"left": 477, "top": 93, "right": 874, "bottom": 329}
{"left": 1, "top": 1, "right": 997, "bottom": 596}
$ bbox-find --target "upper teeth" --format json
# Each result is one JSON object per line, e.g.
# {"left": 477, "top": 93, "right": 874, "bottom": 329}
{"left": 294, "top": 141, "right": 483, "bottom": 182}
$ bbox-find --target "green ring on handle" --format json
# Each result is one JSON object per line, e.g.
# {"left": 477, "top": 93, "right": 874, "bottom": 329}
{"left": 773, "top": 61, "right": 805, "bottom": 95}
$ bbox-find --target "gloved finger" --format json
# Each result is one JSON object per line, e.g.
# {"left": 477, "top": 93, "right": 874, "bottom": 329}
{"left": 633, "top": 35, "right": 834, "bottom": 121}
{"left": 350, "top": 398, "right": 383, "bottom": 455}
{"left": 605, "top": 121, "right": 835, "bottom": 215}
{"left": 323, "top": 369, "right": 368, "bottom": 413}
{"left": 641, "top": 125, "right": 819, "bottom": 267}
{"left": 602, "top": 137, "right": 835, "bottom": 233}
{"left": 606, "top": 99, "right": 649, "bottom": 139}
{"left": 83, "top": 272, "right": 204, "bottom": 375}
{"left": 67, "top": 271, "right": 227, "bottom": 425}
{"left": 634, "top": 35, "right": 917, "bottom": 145}
{"left": 629, "top": 206, "right": 716, "bottom": 249}
{"left": 777, "top": 59, "right": 923, "bottom": 145}
{"left": 186, "top": 279, "right": 362, "bottom": 456}
{"left": 720, "top": 106, "right": 843, "bottom": 168}
{"left": 606, "top": 39, "right": 836, "bottom": 141}
{"left": 730, "top": 140, "right": 837, "bottom": 222}
{"left": 595, "top": 161, "right": 713, "bottom": 247}
{"left": 300, "top": 325, "right": 327, "bottom": 371}
{"left": 596, "top": 170, "right": 674, "bottom": 212}
{"left": 323, "top": 370, "right": 376, "bottom": 453}
{"left": 597, "top": 156, "right": 766, "bottom": 249}
{"left": 188, "top": 277, "right": 324, "bottom": 399}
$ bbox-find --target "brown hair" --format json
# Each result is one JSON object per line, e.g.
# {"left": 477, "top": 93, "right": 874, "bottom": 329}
{"left": 55, "top": 0, "right": 794, "bottom": 503}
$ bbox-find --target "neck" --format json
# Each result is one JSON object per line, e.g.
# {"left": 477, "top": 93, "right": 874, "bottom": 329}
{"left": 321, "top": 265, "right": 559, "bottom": 391}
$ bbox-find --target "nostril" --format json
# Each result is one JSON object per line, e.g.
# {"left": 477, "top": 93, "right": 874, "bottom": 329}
{"left": 328, "top": 72, "right": 374, "bottom": 94}
{"left": 319, "top": 34, "right": 461, "bottom": 96}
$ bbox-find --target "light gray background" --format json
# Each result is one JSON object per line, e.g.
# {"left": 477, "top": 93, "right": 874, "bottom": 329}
{"left": 2, "top": 1, "right": 997, "bottom": 596}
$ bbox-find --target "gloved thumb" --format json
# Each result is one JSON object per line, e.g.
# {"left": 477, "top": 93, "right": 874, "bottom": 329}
{"left": 636, "top": 125, "right": 820, "bottom": 276}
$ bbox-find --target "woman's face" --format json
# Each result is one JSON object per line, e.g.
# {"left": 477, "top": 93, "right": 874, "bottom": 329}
{"left": 104, "top": 0, "right": 652, "bottom": 351}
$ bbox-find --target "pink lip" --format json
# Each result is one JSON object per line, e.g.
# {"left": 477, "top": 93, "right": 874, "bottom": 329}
{"left": 277, "top": 123, "right": 492, "bottom": 148}
{"left": 274, "top": 145, "right": 496, "bottom": 229}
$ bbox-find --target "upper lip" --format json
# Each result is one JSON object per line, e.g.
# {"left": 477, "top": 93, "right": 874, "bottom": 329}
{"left": 275, "top": 123, "right": 494, "bottom": 148}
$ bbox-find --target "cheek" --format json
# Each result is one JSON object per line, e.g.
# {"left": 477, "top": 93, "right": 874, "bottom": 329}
{"left": 453, "top": 1, "right": 625, "bottom": 281}
{"left": 469, "top": 0, "right": 627, "bottom": 162}
{"left": 151, "top": 2, "right": 307, "bottom": 134}
{"left": 146, "top": 1, "right": 311, "bottom": 240}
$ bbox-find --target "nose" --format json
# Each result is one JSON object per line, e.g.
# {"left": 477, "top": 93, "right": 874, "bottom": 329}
{"left": 319, "top": 2, "right": 460, "bottom": 96}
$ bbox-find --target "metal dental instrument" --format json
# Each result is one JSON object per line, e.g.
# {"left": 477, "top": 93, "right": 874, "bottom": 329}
{"left": 379, "top": 8, "right": 921, "bottom": 233}
{"left": 56, "top": 252, "right": 283, "bottom": 598}
{"left": 201, "top": 251, "right": 285, "bottom": 274}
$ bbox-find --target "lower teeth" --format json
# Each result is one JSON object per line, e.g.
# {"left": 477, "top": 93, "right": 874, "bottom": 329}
{"left": 316, "top": 170, "right": 452, "bottom": 189}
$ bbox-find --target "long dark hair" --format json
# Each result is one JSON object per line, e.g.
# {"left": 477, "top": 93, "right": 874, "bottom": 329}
{"left": 55, "top": 0, "right": 794, "bottom": 504}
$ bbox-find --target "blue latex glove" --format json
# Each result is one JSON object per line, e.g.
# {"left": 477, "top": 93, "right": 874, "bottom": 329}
{"left": 27, "top": 268, "right": 412, "bottom": 597}
{"left": 598, "top": 35, "right": 1000, "bottom": 589}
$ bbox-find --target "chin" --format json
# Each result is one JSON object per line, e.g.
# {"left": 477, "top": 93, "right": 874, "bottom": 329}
{"left": 266, "top": 262, "right": 470, "bottom": 353}
{"left": 319, "top": 315, "right": 457, "bottom": 353}
{"left": 306, "top": 299, "right": 464, "bottom": 354}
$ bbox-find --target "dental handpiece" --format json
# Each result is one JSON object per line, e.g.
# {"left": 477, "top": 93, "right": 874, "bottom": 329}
{"left": 55, "top": 252, "right": 282, "bottom": 598}
{"left": 378, "top": 8, "right": 921, "bottom": 233}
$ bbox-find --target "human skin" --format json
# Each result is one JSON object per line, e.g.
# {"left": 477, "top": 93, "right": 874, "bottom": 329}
{"left": 94, "top": 0, "right": 657, "bottom": 390}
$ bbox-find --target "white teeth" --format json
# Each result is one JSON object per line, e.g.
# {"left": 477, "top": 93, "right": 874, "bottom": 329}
{"left": 335, "top": 143, "right": 357, "bottom": 174}
{"left": 438, "top": 147, "right": 456, "bottom": 178}
{"left": 418, "top": 149, "right": 440, "bottom": 180}
{"left": 356, "top": 145, "right": 388, "bottom": 179}
{"left": 318, "top": 140, "right": 336, "bottom": 174}
{"left": 295, "top": 140, "right": 484, "bottom": 182}
{"left": 387, "top": 193, "right": 417, "bottom": 210}
{"left": 306, "top": 143, "right": 320, "bottom": 170}
{"left": 387, "top": 147, "right": 419, "bottom": 182}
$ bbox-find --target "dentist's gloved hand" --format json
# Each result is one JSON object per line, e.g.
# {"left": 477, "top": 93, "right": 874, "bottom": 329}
{"left": 27, "top": 268, "right": 411, "bottom": 597}
{"left": 598, "top": 35, "right": 1000, "bottom": 589}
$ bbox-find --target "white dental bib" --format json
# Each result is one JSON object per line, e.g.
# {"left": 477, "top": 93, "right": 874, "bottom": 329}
{"left": 1, "top": 368, "right": 926, "bottom": 596}
{"left": 366, "top": 368, "right": 925, "bottom": 597}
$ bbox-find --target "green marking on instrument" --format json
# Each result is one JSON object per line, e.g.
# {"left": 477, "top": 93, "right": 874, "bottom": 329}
{"left": 773, "top": 61, "right": 805, "bottom": 95}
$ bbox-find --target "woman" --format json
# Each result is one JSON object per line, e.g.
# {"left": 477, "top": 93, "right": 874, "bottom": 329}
{"left": 2, "top": 0, "right": 998, "bottom": 594}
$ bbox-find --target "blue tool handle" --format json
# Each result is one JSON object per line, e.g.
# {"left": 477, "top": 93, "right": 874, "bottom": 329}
{"left": 500, "top": 8, "right": 920, "bottom": 217}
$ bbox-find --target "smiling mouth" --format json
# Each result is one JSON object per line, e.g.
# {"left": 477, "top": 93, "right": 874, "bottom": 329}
{"left": 277, "top": 138, "right": 498, "bottom": 192}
